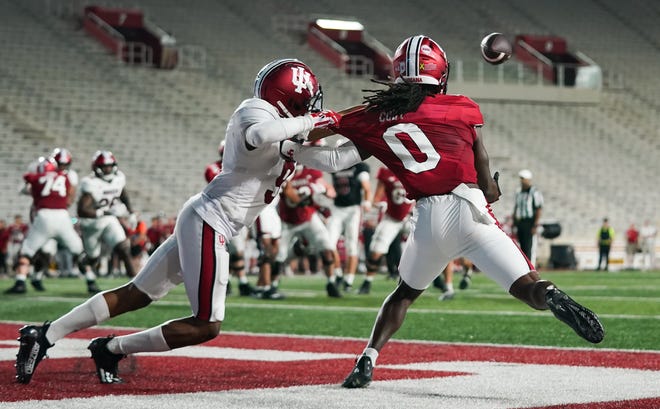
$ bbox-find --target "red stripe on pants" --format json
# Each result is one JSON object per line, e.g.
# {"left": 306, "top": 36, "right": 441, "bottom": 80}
{"left": 197, "top": 222, "right": 216, "bottom": 321}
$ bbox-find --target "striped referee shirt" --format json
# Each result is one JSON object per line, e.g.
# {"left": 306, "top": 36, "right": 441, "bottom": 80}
{"left": 514, "top": 186, "right": 543, "bottom": 221}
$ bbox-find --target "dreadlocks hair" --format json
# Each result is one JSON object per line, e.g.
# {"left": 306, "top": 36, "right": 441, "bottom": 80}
{"left": 363, "top": 79, "right": 441, "bottom": 116}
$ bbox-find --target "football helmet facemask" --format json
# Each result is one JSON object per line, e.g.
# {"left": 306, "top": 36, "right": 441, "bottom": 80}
{"left": 92, "top": 150, "right": 118, "bottom": 181}
{"left": 254, "top": 58, "right": 323, "bottom": 118}
{"left": 51, "top": 147, "right": 72, "bottom": 169}
{"left": 392, "top": 35, "right": 450, "bottom": 94}
{"left": 36, "top": 156, "right": 58, "bottom": 173}
{"left": 218, "top": 140, "right": 225, "bottom": 160}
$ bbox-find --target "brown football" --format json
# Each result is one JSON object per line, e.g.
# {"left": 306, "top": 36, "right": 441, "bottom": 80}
{"left": 480, "top": 33, "right": 512, "bottom": 65}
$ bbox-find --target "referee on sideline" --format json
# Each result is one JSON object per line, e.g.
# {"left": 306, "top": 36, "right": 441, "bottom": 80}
{"left": 513, "top": 169, "right": 543, "bottom": 265}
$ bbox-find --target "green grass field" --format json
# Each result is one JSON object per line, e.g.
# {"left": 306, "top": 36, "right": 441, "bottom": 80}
{"left": 1, "top": 270, "right": 658, "bottom": 350}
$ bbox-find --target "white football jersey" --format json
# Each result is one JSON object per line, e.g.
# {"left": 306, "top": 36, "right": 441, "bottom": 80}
{"left": 79, "top": 170, "right": 127, "bottom": 213}
{"left": 191, "top": 98, "right": 297, "bottom": 236}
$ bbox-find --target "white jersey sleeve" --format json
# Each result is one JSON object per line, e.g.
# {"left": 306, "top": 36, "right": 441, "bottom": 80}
{"left": 191, "top": 98, "right": 299, "bottom": 236}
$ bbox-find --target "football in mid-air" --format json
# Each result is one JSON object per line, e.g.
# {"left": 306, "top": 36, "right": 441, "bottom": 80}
{"left": 480, "top": 33, "right": 512, "bottom": 65}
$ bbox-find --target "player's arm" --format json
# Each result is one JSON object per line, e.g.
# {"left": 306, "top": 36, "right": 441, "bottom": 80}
{"left": 282, "top": 182, "right": 304, "bottom": 206}
{"left": 281, "top": 140, "right": 370, "bottom": 173}
{"left": 371, "top": 180, "right": 386, "bottom": 206}
{"left": 245, "top": 111, "right": 339, "bottom": 149}
{"left": 358, "top": 170, "right": 372, "bottom": 212}
{"left": 119, "top": 189, "right": 133, "bottom": 214}
{"left": 77, "top": 192, "right": 98, "bottom": 218}
{"left": 473, "top": 127, "right": 501, "bottom": 204}
{"left": 66, "top": 184, "right": 76, "bottom": 207}
{"left": 307, "top": 104, "right": 366, "bottom": 141}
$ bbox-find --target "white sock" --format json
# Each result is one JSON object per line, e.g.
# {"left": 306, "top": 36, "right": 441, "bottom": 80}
{"left": 365, "top": 275, "right": 374, "bottom": 283}
{"left": 107, "top": 326, "right": 170, "bottom": 355}
{"left": 362, "top": 347, "right": 379, "bottom": 366}
{"left": 446, "top": 283, "right": 454, "bottom": 293}
{"left": 345, "top": 274, "right": 355, "bottom": 285}
{"left": 46, "top": 293, "right": 109, "bottom": 344}
{"left": 334, "top": 268, "right": 343, "bottom": 278}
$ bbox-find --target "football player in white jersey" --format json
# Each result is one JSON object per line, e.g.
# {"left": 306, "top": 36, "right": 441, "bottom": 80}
{"left": 14, "top": 58, "right": 365, "bottom": 385}
{"left": 77, "top": 151, "right": 136, "bottom": 294}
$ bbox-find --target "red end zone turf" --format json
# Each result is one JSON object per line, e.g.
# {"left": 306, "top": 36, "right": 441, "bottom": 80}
{"left": 1, "top": 323, "right": 658, "bottom": 406}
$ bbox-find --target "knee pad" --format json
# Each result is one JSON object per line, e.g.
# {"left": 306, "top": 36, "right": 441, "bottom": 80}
{"left": 78, "top": 253, "right": 100, "bottom": 272}
{"left": 321, "top": 251, "right": 335, "bottom": 267}
{"left": 114, "top": 239, "right": 131, "bottom": 257}
{"left": 258, "top": 253, "right": 273, "bottom": 266}
{"left": 32, "top": 251, "right": 52, "bottom": 273}
{"left": 366, "top": 254, "right": 383, "bottom": 272}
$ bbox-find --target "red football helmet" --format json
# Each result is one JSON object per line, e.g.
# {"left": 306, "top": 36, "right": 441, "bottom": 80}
{"left": 92, "top": 150, "right": 118, "bottom": 181}
{"left": 254, "top": 58, "right": 323, "bottom": 117}
{"left": 392, "top": 35, "right": 450, "bottom": 93}
{"left": 51, "top": 147, "right": 72, "bottom": 169}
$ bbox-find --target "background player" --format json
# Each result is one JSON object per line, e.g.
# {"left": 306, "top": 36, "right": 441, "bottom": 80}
{"left": 77, "top": 150, "right": 135, "bottom": 293}
{"left": 357, "top": 166, "right": 414, "bottom": 294}
{"left": 327, "top": 161, "right": 371, "bottom": 292}
{"left": 276, "top": 164, "right": 341, "bottom": 297}
{"left": 4, "top": 157, "right": 83, "bottom": 294}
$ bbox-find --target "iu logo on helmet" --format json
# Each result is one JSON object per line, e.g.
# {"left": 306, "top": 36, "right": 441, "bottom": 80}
{"left": 291, "top": 67, "right": 311, "bottom": 94}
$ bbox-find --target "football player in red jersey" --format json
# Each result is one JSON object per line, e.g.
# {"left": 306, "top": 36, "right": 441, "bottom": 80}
{"left": 277, "top": 35, "right": 604, "bottom": 387}
{"left": 356, "top": 166, "right": 414, "bottom": 294}
{"left": 4, "top": 157, "right": 84, "bottom": 294}
{"left": 276, "top": 164, "right": 341, "bottom": 297}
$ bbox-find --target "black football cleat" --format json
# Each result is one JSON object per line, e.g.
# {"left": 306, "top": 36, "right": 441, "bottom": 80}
{"left": 432, "top": 275, "right": 447, "bottom": 292}
{"left": 357, "top": 280, "right": 371, "bottom": 295}
{"left": 238, "top": 282, "right": 255, "bottom": 297}
{"left": 260, "top": 287, "right": 285, "bottom": 300}
{"left": 459, "top": 273, "right": 471, "bottom": 290}
{"left": 15, "top": 322, "right": 53, "bottom": 384}
{"left": 31, "top": 280, "right": 46, "bottom": 292}
{"left": 87, "top": 280, "right": 101, "bottom": 295}
{"left": 88, "top": 336, "right": 125, "bottom": 384}
{"left": 342, "top": 355, "right": 373, "bottom": 388}
{"left": 326, "top": 282, "right": 342, "bottom": 298}
{"left": 546, "top": 287, "right": 605, "bottom": 344}
{"left": 5, "top": 281, "right": 27, "bottom": 294}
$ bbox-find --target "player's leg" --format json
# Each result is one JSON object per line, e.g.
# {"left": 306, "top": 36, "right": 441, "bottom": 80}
{"left": 14, "top": 234, "right": 180, "bottom": 384}
{"left": 438, "top": 261, "right": 455, "bottom": 301}
{"left": 359, "top": 217, "right": 399, "bottom": 295}
{"left": 342, "top": 205, "right": 362, "bottom": 289}
{"left": 5, "top": 212, "right": 52, "bottom": 294}
{"left": 343, "top": 199, "right": 448, "bottom": 388}
{"left": 466, "top": 210, "right": 604, "bottom": 343}
{"left": 307, "top": 214, "right": 341, "bottom": 297}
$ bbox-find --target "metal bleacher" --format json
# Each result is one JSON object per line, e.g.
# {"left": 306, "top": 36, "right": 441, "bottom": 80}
{"left": 0, "top": 0, "right": 658, "bottom": 244}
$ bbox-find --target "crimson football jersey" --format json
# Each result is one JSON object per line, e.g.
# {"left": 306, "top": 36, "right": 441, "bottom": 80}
{"left": 24, "top": 169, "right": 71, "bottom": 210}
{"left": 204, "top": 160, "right": 222, "bottom": 184}
{"left": 279, "top": 167, "right": 323, "bottom": 225}
{"left": 376, "top": 167, "right": 414, "bottom": 221}
{"left": 337, "top": 94, "right": 483, "bottom": 199}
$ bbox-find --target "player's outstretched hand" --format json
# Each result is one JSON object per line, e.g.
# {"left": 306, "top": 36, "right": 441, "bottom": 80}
{"left": 308, "top": 110, "right": 341, "bottom": 129}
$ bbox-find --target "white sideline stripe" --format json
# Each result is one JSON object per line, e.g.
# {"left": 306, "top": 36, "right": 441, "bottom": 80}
{"left": 23, "top": 297, "right": 660, "bottom": 320}
{"left": 0, "top": 338, "right": 353, "bottom": 362}
{"left": 0, "top": 362, "right": 657, "bottom": 409}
